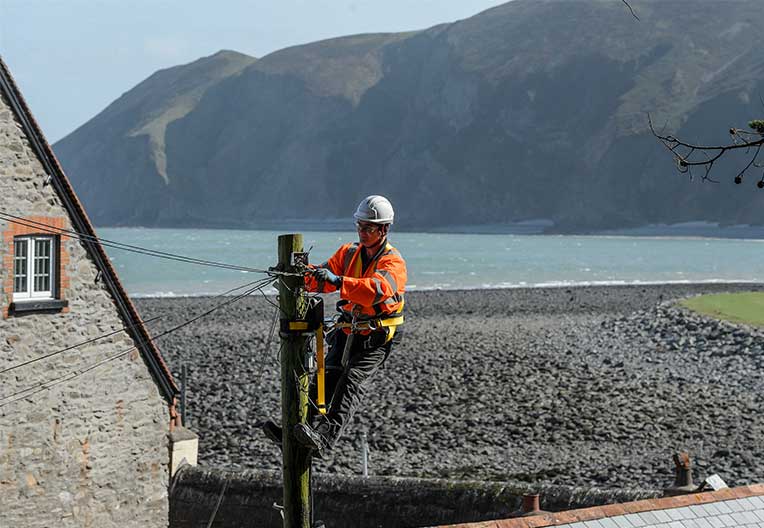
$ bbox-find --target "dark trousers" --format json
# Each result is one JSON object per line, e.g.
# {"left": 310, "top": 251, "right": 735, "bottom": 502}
{"left": 310, "top": 328, "right": 393, "bottom": 447}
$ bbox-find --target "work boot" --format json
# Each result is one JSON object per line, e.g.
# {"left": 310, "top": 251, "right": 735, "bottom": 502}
{"left": 293, "top": 423, "right": 330, "bottom": 455}
{"left": 262, "top": 420, "right": 282, "bottom": 447}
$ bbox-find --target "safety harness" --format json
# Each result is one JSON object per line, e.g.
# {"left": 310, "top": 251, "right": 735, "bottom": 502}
{"left": 337, "top": 240, "right": 405, "bottom": 342}
{"left": 291, "top": 241, "right": 404, "bottom": 416}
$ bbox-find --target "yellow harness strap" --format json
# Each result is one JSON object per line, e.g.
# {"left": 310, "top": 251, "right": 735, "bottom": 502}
{"left": 348, "top": 247, "right": 363, "bottom": 278}
{"left": 384, "top": 298, "right": 404, "bottom": 343}
{"left": 341, "top": 242, "right": 403, "bottom": 344}
{"left": 334, "top": 314, "right": 404, "bottom": 331}
{"left": 316, "top": 323, "right": 327, "bottom": 415}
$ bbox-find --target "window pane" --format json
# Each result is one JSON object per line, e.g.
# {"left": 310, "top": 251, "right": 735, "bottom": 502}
{"left": 13, "top": 240, "right": 28, "bottom": 293}
{"left": 35, "top": 239, "right": 50, "bottom": 258}
{"left": 33, "top": 239, "right": 52, "bottom": 293}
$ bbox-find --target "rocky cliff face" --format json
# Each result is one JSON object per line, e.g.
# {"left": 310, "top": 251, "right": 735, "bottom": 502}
{"left": 54, "top": 0, "right": 764, "bottom": 231}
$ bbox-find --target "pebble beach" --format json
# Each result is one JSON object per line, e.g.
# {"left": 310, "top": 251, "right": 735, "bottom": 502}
{"left": 135, "top": 282, "right": 764, "bottom": 490}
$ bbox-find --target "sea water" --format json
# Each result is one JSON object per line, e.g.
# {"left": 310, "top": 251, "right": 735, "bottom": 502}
{"left": 98, "top": 228, "right": 764, "bottom": 297}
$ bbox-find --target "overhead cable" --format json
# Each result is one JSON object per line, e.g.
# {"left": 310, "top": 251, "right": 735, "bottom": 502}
{"left": 0, "top": 277, "right": 275, "bottom": 409}
{"left": 0, "top": 211, "right": 304, "bottom": 276}
{"left": 0, "top": 314, "right": 164, "bottom": 375}
{"left": 0, "top": 278, "right": 269, "bottom": 375}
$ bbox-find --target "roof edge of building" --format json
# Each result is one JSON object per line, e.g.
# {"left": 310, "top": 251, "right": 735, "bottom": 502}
{"left": 0, "top": 55, "right": 178, "bottom": 403}
{"left": 438, "top": 483, "right": 764, "bottom": 528}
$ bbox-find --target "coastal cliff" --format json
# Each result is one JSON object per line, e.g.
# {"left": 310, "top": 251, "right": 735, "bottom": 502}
{"left": 55, "top": 0, "right": 764, "bottom": 231}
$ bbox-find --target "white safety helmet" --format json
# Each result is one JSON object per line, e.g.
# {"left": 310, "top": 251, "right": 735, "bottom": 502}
{"left": 353, "top": 195, "right": 395, "bottom": 225}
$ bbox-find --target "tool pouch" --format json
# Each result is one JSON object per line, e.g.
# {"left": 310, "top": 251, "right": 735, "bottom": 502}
{"left": 305, "top": 296, "right": 324, "bottom": 330}
{"left": 362, "top": 329, "right": 389, "bottom": 350}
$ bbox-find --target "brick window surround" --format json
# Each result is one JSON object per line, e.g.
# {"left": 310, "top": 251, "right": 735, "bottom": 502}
{"left": 3, "top": 216, "right": 70, "bottom": 318}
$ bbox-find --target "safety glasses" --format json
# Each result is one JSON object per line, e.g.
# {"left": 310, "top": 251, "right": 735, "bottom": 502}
{"left": 355, "top": 221, "right": 380, "bottom": 234}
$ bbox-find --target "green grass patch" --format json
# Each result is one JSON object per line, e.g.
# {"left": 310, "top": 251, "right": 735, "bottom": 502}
{"left": 680, "top": 292, "right": 764, "bottom": 327}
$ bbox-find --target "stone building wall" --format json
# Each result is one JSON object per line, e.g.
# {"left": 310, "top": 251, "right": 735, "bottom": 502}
{"left": 169, "top": 466, "right": 661, "bottom": 528}
{"left": 0, "top": 87, "right": 171, "bottom": 526}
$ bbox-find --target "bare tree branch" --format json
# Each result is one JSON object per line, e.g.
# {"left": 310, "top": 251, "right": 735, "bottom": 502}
{"left": 621, "top": 0, "right": 640, "bottom": 20}
{"left": 649, "top": 114, "right": 764, "bottom": 187}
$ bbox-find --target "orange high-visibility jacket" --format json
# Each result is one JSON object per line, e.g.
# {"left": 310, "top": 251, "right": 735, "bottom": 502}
{"left": 305, "top": 240, "right": 406, "bottom": 322}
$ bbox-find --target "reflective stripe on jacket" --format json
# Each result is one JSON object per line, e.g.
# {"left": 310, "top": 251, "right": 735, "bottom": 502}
{"left": 305, "top": 240, "right": 407, "bottom": 322}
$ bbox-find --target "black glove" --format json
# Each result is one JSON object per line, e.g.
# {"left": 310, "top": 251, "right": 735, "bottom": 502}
{"left": 313, "top": 267, "right": 342, "bottom": 287}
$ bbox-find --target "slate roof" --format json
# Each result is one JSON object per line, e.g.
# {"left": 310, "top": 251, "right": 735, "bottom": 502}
{"left": 0, "top": 55, "right": 178, "bottom": 403}
{"left": 439, "top": 484, "right": 764, "bottom": 528}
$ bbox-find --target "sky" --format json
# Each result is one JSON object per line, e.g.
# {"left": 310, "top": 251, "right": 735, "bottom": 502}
{"left": 0, "top": 0, "right": 508, "bottom": 143}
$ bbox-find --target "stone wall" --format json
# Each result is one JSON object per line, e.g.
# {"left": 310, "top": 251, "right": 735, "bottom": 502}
{"left": 0, "top": 86, "right": 171, "bottom": 526}
{"left": 170, "top": 466, "right": 660, "bottom": 528}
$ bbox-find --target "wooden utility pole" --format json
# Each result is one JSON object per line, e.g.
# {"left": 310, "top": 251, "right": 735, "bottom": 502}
{"left": 277, "top": 234, "right": 312, "bottom": 528}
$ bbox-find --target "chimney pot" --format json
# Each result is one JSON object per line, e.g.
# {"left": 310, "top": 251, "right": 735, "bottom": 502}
{"left": 664, "top": 452, "right": 696, "bottom": 496}
{"left": 522, "top": 494, "right": 540, "bottom": 514}
{"left": 511, "top": 494, "right": 547, "bottom": 517}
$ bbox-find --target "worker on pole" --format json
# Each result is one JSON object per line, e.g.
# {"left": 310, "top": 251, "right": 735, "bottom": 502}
{"left": 263, "top": 195, "right": 407, "bottom": 455}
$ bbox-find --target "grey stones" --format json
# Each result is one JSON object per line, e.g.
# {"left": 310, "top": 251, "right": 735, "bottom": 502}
{"left": 137, "top": 282, "right": 764, "bottom": 490}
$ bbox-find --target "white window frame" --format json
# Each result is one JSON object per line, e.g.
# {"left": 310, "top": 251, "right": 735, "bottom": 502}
{"left": 12, "top": 235, "right": 56, "bottom": 302}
